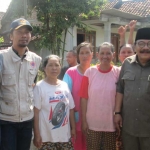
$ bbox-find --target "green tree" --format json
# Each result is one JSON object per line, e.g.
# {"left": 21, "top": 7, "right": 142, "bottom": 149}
{"left": 28, "top": 0, "right": 104, "bottom": 63}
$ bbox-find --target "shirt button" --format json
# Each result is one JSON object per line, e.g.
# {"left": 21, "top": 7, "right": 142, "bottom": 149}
{"left": 137, "top": 98, "right": 139, "bottom": 100}
{"left": 136, "top": 118, "right": 138, "bottom": 121}
{"left": 139, "top": 88, "right": 140, "bottom": 90}
{"left": 136, "top": 108, "right": 138, "bottom": 111}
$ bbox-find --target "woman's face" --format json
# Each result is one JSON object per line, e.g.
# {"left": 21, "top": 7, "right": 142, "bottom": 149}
{"left": 44, "top": 57, "right": 61, "bottom": 78}
{"left": 97, "top": 46, "right": 114, "bottom": 65}
{"left": 119, "top": 46, "right": 134, "bottom": 63}
{"left": 78, "top": 46, "right": 93, "bottom": 65}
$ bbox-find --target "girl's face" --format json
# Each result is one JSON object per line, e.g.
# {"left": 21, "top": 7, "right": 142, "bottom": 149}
{"left": 97, "top": 46, "right": 114, "bottom": 65}
{"left": 78, "top": 46, "right": 93, "bottom": 65}
{"left": 119, "top": 46, "right": 134, "bottom": 63}
{"left": 44, "top": 57, "right": 61, "bottom": 78}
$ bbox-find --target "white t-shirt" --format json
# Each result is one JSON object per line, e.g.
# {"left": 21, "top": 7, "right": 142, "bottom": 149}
{"left": 33, "top": 80, "right": 75, "bottom": 142}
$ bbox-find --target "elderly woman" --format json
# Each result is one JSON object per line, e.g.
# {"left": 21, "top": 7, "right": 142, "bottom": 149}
{"left": 63, "top": 42, "right": 93, "bottom": 150}
{"left": 33, "top": 55, "right": 76, "bottom": 150}
{"left": 119, "top": 44, "right": 134, "bottom": 63}
{"left": 80, "top": 42, "right": 120, "bottom": 150}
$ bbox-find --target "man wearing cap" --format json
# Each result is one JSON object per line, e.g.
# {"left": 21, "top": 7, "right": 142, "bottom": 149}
{"left": 0, "top": 18, "right": 41, "bottom": 150}
{"left": 114, "top": 27, "right": 150, "bottom": 150}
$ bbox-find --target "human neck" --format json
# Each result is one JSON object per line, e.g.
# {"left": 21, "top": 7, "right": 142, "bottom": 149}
{"left": 45, "top": 77, "right": 59, "bottom": 85}
{"left": 70, "top": 62, "right": 77, "bottom": 67}
{"left": 12, "top": 46, "right": 27, "bottom": 57}
{"left": 99, "top": 63, "right": 112, "bottom": 71}
{"left": 78, "top": 63, "right": 90, "bottom": 74}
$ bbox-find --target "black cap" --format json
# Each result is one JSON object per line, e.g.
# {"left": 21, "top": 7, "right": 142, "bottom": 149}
{"left": 135, "top": 27, "right": 150, "bottom": 42}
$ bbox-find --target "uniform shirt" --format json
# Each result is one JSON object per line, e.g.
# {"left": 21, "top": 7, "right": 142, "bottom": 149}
{"left": 34, "top": 80, "right": 75, "bottom": 142}
{"left": 58, "top": 66, "right": 70, "bottom": 80}
{"left": 80, "top": 65, "right": 120, "bottom": 132}
{"left": 117, "top": 54, "right": 150, "bottom": 137}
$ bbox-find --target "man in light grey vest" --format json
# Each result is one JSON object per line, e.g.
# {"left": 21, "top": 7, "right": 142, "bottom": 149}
{"left": 0, "top": 18, "right": 41, "bottom": 150}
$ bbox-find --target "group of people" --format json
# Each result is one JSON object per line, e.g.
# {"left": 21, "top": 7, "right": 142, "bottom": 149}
{"left": 0, "top": 17, "right": 150, "bottom": 150}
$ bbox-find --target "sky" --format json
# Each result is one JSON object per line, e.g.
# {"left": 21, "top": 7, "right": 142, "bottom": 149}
{"left": 0, "top": 0, "right": 12, "bottom": 12}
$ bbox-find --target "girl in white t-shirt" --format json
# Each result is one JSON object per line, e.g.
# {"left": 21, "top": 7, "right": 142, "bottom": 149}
{"left": 33, "top": 55, "right": 76, "bottom": 150}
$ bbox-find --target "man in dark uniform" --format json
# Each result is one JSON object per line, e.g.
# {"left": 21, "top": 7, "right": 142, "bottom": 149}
{"left": 115, "top": 27, "right": 150, "bottom": 150}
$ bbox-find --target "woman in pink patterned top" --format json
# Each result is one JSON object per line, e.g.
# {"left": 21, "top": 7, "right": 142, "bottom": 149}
{"left": 63, "top": 42, "right": 93, "bottom": 150}
{"left": 80, "top": 42, "right": 120, "bottom": 150}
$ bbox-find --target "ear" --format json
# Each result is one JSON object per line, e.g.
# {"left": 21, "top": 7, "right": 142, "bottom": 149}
{"left": 132, "top": 45, "right": 136, "bottom": 53}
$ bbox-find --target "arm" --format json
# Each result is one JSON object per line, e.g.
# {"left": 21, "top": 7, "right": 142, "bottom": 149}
{"left": 118, "top": 25, "right": 128, "bottom": 46}
{"left": 69, "top": 109, "right": 76, "bottom": 139}
{"left": 33, "top": 107, "right": 42, "bottom": 149}
{"left": 114, "top": 92, "right": 123, "bottom": 132}
{"left": 128, "top": 20, "right": 137, "bottom": 45}
{"left": 0, "top": 54, "right": 3, "bottom": 84}
{"left": 81, "top": 98, "right": 89, "bottom": 135}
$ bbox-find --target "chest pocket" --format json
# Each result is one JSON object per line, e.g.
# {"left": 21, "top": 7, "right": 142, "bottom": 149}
{"left": 2, "top": 70, "right": 16, "bottom": 86}
{"left": 122, "top": 72, "right": 135, "bottom": 92}
{"left": 28, "top": 70, "right": 36, "bottom": 86}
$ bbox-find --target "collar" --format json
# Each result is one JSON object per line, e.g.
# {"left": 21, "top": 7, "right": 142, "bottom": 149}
{"left": 10, "top": 47, "right": 32, "bottom": 62}
{"left": 130, "top": 54, "right": 137, "bottom": 64}
{"left": 130, "top": 54, "right": 150, "bottom": 67}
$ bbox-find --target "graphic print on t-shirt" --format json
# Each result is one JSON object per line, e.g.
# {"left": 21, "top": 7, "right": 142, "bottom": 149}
{"left": 48, "top": 91, "right": 69, "bottom": 129}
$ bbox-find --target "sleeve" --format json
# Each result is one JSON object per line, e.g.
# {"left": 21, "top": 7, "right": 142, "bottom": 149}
{"left": 33, "top": 85, "right": 42, "bottom": 110}
{"left": 63, "top": 73, "right": 73, "bottom": 92}
{"left": 68, "top": 90, "right": 75, "bottom": 109}
{"left": 79, "top": 76, "right": 89, "bottom": 99}
{"left": 116, "top": 63, "right": 125, "bottom": 94}
{"left": 0, "top": 54, "right": 3, "bottom": 84}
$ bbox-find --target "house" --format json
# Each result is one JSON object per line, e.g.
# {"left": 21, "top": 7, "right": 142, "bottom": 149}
{"left": 0, "top": 0, "right": 150, "bottom": 63}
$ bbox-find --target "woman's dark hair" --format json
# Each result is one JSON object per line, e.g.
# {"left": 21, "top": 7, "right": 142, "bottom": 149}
{"left": 76, "top": 41, "right": 93, "bottom": 63}
{"left": 42, "top": 55, "right": 61, "bottom": 70}
{"left": 98, "top": 42, "right": 114, "bottom": 53}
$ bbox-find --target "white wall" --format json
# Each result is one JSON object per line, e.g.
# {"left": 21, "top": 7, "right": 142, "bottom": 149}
{"left": 62, "top": 24, "right": 137, "bottom": 66}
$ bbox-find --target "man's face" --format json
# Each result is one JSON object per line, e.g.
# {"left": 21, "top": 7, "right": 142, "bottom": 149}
{"left": 66, "top": 52, "right": 77, "bottom": 66}
{"left": 135, "top": 40, "right": 150, "bottom": 63}
{"left": 10, "top": 26, "right": 31, "bottom": 48}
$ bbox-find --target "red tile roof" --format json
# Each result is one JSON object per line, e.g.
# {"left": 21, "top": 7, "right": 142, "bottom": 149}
{"left": 101, "top": 0, "right": 150, "bottom": 17}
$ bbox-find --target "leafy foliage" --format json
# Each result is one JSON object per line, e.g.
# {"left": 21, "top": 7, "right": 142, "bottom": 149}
{"left": 0, "top": 37, "right": 4, "bottom": 43}
{"left": 28, "top": 0, "right": 105, "bottom": 61}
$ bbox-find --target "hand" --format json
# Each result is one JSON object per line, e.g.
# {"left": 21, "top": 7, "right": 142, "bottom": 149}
{"left": 82, "top": 121, "right": 89, "bottom": 136}
{"left": 71, "top": 128, "right": 76, "bottom": 140}
{"left": 114, "top": 114, "right": 122, "bottom": 133}
{"left": 33, "top": 135, "right": 42, "bottom": 149}
{"left": 118, "top": 25, "right": 128, "bottom": 36}
{"left": 129, "top": 20, "right": 137, "bottom": 30}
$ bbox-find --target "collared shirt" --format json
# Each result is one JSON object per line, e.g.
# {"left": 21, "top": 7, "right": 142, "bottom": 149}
{"left": 12, "top": 48, "right": 27, "bottom": 60}
{"left": 117, "top": 54, "right": 150, "bottom": 137}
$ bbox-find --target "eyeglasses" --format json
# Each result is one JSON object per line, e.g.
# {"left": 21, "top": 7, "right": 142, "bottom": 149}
{"left": 137, "top": 41, "right": 150, "bottom": 49}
